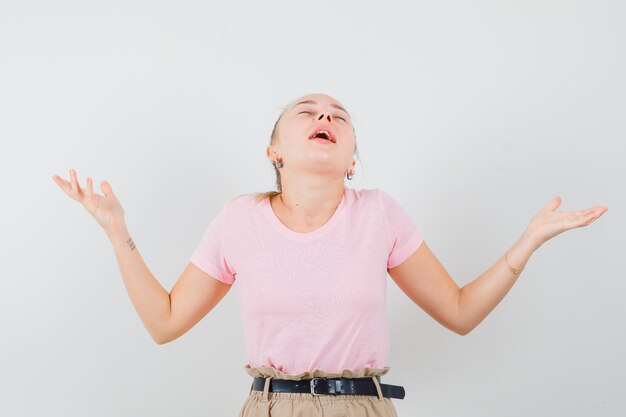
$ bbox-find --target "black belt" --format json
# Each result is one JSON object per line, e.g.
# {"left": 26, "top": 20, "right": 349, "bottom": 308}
{"left": 251, "top": 376, "right": 405, "bottom": 399}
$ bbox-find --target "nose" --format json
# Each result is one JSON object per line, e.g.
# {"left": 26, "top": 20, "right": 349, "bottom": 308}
{"left": 317, "top": 113, "right": 332, "bottom": 122}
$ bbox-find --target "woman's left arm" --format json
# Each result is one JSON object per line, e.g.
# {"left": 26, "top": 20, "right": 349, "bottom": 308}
{"left": 388, "top": 197, "right": 608, "bottom": 335}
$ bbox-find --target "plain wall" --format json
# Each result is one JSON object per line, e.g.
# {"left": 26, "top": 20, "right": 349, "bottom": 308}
{"left": 1, "top": 0, "right": 624, "bottom": 416}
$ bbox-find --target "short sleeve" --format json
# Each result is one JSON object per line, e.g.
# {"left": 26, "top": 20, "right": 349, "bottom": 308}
{"left": 378, "top": 189, "right": 425, "bottom": 269}
{"left": 190, "top": 202, "right": 236, "bottom": 284}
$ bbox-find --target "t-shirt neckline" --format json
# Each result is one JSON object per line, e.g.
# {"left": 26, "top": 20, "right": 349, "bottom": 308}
{"left": 263, "top": 186, "right": 347, "bottom": 241}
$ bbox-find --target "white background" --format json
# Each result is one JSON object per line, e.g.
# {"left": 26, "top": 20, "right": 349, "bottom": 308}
{"left": 1, "top": 0, "right": 624, "bottom": 416}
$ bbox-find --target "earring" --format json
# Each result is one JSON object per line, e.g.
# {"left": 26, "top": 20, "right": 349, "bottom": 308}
{"left": 346, "top": 170, "right": 354, "bottom": 180}
{"left": 274, "top": 160, "right": 283, "bottom": 169}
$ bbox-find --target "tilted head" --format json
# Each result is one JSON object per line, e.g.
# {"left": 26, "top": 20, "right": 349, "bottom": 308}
{"left": 265, "top": 93, "right": 359, "bottom": 193}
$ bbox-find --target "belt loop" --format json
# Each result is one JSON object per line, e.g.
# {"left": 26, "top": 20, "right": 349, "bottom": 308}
{"left": 262, "top": 377, "right": 272, "bottom": 402}
{"left": 371, "top": 376, "right": 384, "bottom": 401}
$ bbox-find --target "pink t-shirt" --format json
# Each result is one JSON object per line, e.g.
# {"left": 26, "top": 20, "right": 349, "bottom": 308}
{"left": 190, "top": 185, "right": 424, "bottom": 375}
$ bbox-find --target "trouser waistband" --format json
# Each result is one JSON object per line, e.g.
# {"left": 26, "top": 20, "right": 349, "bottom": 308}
{"left": 250, "top": 376, "right": 405, "bottom": 399}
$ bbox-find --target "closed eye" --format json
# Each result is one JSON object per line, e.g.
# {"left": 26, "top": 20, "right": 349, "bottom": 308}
{"left": 297, "top": 110, "right": 348, "bottom": 123}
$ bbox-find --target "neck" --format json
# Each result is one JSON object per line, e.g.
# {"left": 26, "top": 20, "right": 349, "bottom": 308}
{"left": 276, "top": 179, "right": 345, "bottom": 223}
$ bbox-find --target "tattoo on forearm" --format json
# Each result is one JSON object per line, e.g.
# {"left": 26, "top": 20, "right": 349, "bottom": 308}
{"left": 126, "top": 237, "right": 136, "bottom": 251}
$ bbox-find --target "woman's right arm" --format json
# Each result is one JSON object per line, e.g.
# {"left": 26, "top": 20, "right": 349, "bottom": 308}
{"left": 105, "top": 222, "right": 172, "bottom": 343}
{"left": 106, "top": 223, "right": 231, "bottom": 345}
{"left": 54, "top": 169, "right": 231, "bottom": 345}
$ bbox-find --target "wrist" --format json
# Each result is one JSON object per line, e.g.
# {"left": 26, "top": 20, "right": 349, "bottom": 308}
{"left": 105, "top": 220, "right": 129, "bottom": 240}
{"left": 502, "top": 229, "right": 539, "bottom": 276}
{"left": 520, "top": 227, "right": 542, "bottom": 253}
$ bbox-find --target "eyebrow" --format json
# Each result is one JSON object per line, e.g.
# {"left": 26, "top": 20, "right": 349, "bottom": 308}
{"left": 290, "top": 99, "right": 350, "bottom": 116}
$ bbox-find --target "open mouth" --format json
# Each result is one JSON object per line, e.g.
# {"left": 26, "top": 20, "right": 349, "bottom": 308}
{"left": 308, "top": 129, "right": 336, "bottom": 143}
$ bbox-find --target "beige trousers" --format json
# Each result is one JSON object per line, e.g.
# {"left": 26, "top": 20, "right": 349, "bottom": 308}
{"left": 237, "top": 364, "right": 399, "bottom": 417}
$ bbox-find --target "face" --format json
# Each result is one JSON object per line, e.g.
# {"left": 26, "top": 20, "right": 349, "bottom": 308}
{"left": 267, "top": 93, "right": 356, "bottom": 177}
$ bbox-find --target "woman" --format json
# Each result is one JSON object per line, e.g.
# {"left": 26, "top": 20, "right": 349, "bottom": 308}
{"left": 52, "top": 93, "right": 608, "bottom": 416}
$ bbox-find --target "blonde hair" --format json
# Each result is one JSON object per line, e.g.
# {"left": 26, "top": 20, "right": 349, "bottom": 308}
{"left": 250, "top": 98, "right": 361, "bottom": 203}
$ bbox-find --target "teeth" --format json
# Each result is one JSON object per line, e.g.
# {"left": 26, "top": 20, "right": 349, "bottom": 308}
{"left": 312, "top": 130, "right": 333, "bottom": 141}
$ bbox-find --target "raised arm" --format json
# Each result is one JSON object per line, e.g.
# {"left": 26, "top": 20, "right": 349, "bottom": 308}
{"left": 105, "top": 223, "right": 173, "bottom": 343}
{"left": 388, "top": 196, "right": 608, "bottom": 335}
{"left": 53, "top": 169, "right": 231, "bottom": 345}
{"left": 106, "top": 224, "right": 231, "bottom": 344}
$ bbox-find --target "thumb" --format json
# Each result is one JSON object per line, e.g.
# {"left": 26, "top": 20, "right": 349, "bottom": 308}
{"left": 545, "top": 196, "right": 562, "bottom": 212}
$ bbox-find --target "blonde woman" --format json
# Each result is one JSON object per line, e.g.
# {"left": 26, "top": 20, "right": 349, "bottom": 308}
{"left": 53, "top": 93, "right": 608, "bottom": 416}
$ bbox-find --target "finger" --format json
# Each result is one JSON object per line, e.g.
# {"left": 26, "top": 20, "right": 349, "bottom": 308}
{"left": 584, "top": 214, "right": 599, "bottom": 226}
{"left": 589, "top": 207, "right": 607, "bottom": 219}
{"left": 70, "top": 169, "right": 83, "bottom": 198}
{"left": 546, "top": 196, "right": 562, "bottom": 212}
{"left": 55, "top": 173, "right": 87, "bottom": 202}
{"left": 72, "top": 169, "right": 88, "bottom": 198}
{"left": 579, "top": 209, "right": 603, "bottom": 226}
{"left": 582, "top": 206, "right": 605, "bottom": 215}
{"left": 70, "top": 169, "right": 77, "bottom": 194}
{"left": 100, "top": 180, "right": 113, "bottom": 198}
{"left": 567, "top": 208, "right": 595, "bottom": 219}
{"left": 55, "top": 174, "right": 78, "bottom": 198}
{"left": 564, "top": 207, "right": 606, "bottom": 230}
{"left": 52, "top": 175, "right": 70, "bottom": 192}
{"left": 580, "top": 207, "right": 596, "bottom": 216}
{"left": 86, "top": 176, "right": 93, "bottom": 197}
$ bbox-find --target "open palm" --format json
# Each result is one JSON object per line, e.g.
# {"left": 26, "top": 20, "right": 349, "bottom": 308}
{"left": 528, "top": 196, "right": 608, "bottom": 247}
{"left": 53, "top": 169, "right": 125, "bottom": 232}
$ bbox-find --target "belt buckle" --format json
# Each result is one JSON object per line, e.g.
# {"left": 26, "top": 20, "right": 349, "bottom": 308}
{"left": 310, "top": 377, "right": 325, "bottom": 396}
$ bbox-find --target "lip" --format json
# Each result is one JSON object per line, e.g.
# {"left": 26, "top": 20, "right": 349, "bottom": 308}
{"left": 308, "top": 125, "right": 336, "bottom": 143}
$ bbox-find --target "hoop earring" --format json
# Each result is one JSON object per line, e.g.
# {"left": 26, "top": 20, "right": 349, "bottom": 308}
{"left": 274, "top": 160, "right": 283, "bottom": 169}
{"left": 346, "top": 171, "right": 354, "bottom": 180}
